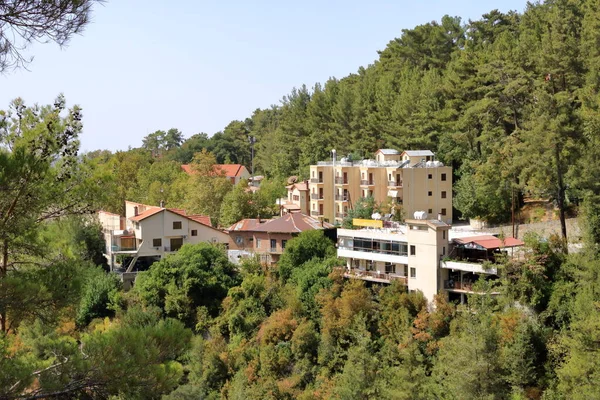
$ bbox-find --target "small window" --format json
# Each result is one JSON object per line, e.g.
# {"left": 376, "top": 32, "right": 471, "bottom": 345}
{"left": 441, "top": 208, "right": 447, "bottom": 216}
{"left": 428, "top": 174, "right": 432, "bottom": 179}
{"left": 282, "top": 240, "right": 287, "bottom": 249}
{"left": 441, "top": 191, "right": 447, "bottom": 199}
{"left": 173, "top": 221, "right": 182, "bottom": 229}
{"left": 410, "top": 245, "right": 416, "bottom": 256}
{"left": 191, "top": 230, "right": 198, "bottom": 237}
{"left": 428, "top": 191, "right": 432, "bottom": 196}
{"left": 256, "top": 238, "right": 261, "bottom": 248}
{"left": 235, "top": 236, "right": 243, "bottom": 245}
{"left": 441, "top": 173, "right": 447, "bottom": 181}
{"left": 428, "top": 208, "right": 432, "bottom": 214}
{"left": 152, "top": 238, "right": 162, "bottom": 247}
{"left": 442, "top": 230, "right": 446, "bottom": 240}
{"left": 410, "top": 267, "right": 416, "bottom": 278}
{"left": 404, "top": 265, "right": 408, "bottom": 276}
{"left": 442, "top": 246, "right": 446, "bottom": 255}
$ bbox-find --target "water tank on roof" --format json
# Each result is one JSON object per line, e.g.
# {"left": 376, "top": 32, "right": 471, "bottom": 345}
{"left": 426, "top": 161, "right": 434, "bottom": 168}
{"left": 341, "top": 157, "right": 348, "bottom": 163}
{"left": 414, "top": 211, "right": 428, "bottom": 220}
{"left": 435, "top": 161, "right": 444, "bottom": 167}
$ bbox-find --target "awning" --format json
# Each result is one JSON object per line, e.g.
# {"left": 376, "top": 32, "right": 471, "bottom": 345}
{"left": 454, "top": 235, "right": 524, "bottom": 249}
{"left": 388, "top": 190, "right": 399, "bottom": 197}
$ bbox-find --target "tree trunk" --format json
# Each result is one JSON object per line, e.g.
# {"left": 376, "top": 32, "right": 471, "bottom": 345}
{"left": 555, "top": 146, "right": 568, "bottom": 248}
{"left": 1, "top": 238, "right": 7, "bottom": 333}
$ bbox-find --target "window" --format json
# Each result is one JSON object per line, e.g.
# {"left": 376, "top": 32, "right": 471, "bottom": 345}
{"left": 191, "top": 230, "right": 198, "bottom": 237}
{"left": 442, "top": 230, "right": 446, "bottom": 240}
{"left": 404, "top": 265, "right": 408, "bottom": 277}
{"left": 134, "top": 222, "right": 139, "bottom": 229}
{"left": 442, "top": 246, "right": 446, "bottom": 255}
{"left": 441, "top": 173, "right": 447, "bottom": 181}
{"left": 270, "top": 239, "right": 276, "bottom": 250}
{"left": 282, "top": 240, "right": 287, "bottom": 249}
{"left": 256, "top": 238, "right": 261, "bottom": 248}
{"left": 173, "top": 221, "right": 182, "bottom": 229}
{"left": 428, "top": 174, "right": 432, "bottom": 179}
{"left": 170, "top": 237, "right": 183, "bottom": 251}
{"left": 428, "top": 191, "right": 432, "bottom": 196}
{"left": 235, "top": 236, "right": 243, "bottom": 245}
{"left": 428, "top": 208, "right": 432, "bottom": 214}
{"left": 367, "top": 260, "right": 374, "bottom": 271}
{"left": 441, "top": 208, "right": 447, "bottom": 216}
{"left": 410, "top": 268, "right": 416, "bottom": 278}
{"left": 441, "top": 191, "right": 447, "bottom": 199}
{"left": 152, "top": 238, "right": 162, "bottom": 247}
{"left": 385, "top": 262, "right": 396, "bottom": 274}
{"left": 410, "top": 245, "right": 416, "bottom": 256}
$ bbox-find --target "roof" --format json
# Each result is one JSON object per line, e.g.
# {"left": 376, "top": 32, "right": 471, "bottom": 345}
{"left": 129, "top": 207, "right": 162, "bottom": 222}
{"left": 375, "top": 149, "right": 400, "bottom": 155}
{"left": 130, "top": 207, "right": 212, "bottom": 227}
{"left": 227, "top": 219, "right": 263, "bottom": 232}
{"left": 286, "top": 181, "right": 308, "bottom": 191}
{"left": 402, "top": 150, "right": 435, "bottom": 157}
{"left": 453, "top": 235, "right": 525, "bottom": 249}
{"left": 282, "top": 203, "right": 302, "bottom": 211}
{"left": 181, "top": 164, "right": 249, "bottom": 178}
{"left": 252, "top": 213, "right": 334, "bottom": 234}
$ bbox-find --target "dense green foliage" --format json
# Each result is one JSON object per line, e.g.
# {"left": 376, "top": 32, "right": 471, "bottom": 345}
{"left": 6, "top": 0, "right": 600, "bottom": 398}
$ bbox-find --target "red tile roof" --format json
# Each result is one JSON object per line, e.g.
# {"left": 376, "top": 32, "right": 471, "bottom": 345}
{"left": 286, "top": 181, "right": 308, "bottom": 191}
{"left": 252, "top": 213, "right": 333, "bottom": 234}
{"left": 129, "top": 207, "right": 162, "bottom": 222}
{"left": 168, "top": 208, "right": 212, "bottom": 226}
{"left": 454, "top": 235, "right": 524, "bottom": 249}
{"left": 181, "top": 163, "right": 249, "bottom": 178}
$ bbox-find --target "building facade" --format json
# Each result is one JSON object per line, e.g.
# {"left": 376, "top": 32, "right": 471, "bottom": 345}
{"left": 337, "top": 218, "right": 523, "bottom": 304}
{"left": 308, "top": 149, "right": 452, "bottom": 225}
{"left": 100, "top": 201, "right": 229, "bottom": 272}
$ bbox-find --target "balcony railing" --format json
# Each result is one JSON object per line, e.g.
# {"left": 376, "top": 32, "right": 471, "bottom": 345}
{"left": 311, "top": 193, "right": 324, "bottom": 200}
{"left": 388, "top": 180, "right": 403, "bottom": 187}
{"left": 336, "top": 212, "right": 347, "bottom": 219}
{"left": 311, "top": 210, "right": 321, "bottom": 216}
{"left": 310, "top": 178, "right": 323, "bottom": 184}
{"left": 269, "top": 247, "right": 281, "bottom": 254}
{"left": 335, "top": 195, "right": 348, "bottom": 201}
{"left": 111, "top": 245, "right": 137, "bottom": 252}
{"left": 341, "top": 268, "right": 408, "bottom": 285}
{"left": 360, "top": 180, "right": 374, "bottom": 186}
{"left": 443, "top": 280, "right": 475, "bottom": 291}
{"left": 335, "top": 177, "right": 348, "bottom": 185}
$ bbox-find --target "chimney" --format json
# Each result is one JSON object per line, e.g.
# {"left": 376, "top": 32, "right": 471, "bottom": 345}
{"left": 160, "top": 200, "right": 165, "bottom": 208}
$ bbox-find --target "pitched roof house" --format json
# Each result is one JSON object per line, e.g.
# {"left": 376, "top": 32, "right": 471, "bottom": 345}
{"left": 181, "top": 163, "right": 251, "bottom": 185}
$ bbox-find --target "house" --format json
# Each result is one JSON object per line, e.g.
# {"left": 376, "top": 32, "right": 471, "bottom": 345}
{"left": 280, "top": 180, "right": 310, "bottom": 215}
{"left": 181, "top": 163, "right": 251, "bottom": 185}
{"left": 336, "top": 216, "right": 523, "bottom": 305}
{"left": 308, "top": 149, "right": 452, "bottom": 225}
{"left": 99, "top": 201, "right": 229, "bottom": 272}
{"left": 227, "top": 213, "right": 334, "bottom": 265}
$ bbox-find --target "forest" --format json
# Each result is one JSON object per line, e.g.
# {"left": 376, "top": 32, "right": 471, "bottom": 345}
{"left": 2, "top": 0, "right": 600, "bottom": 398}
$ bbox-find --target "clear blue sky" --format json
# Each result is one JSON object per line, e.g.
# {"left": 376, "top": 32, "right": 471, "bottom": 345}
{"left": 0, "top": 0, "right": 528, "bottom": 152}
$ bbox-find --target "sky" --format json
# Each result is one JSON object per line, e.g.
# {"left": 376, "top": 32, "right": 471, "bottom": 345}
{"left": 0, "top": 0, "right": 528, "bottom": 152}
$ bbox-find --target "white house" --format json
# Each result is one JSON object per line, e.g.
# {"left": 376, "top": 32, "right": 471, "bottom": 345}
{"left": 100, "top": 201, "right": 229, "bottom": 271}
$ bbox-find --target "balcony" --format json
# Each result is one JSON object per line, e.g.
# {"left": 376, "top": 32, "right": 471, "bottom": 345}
{"left": 335, "top": 195, "right": 349, "bottom": 201}
{"left": 336, "top": 212, "right": 347, "bottom": 219}
{"left": 269, "top": 247, "right": 282, "bottom": 254}
{"left": 111, "top": 245, "right": 137, "bottom": 253}
{"left": 310, "top": 178, "right": 323, "bottom": 184}
{"left": 443, "top": 279, "right": 501, "bottom": 295}
{"left": 311, "top": 193, "right": 324, "bottom": 200}
{"left": 339, "top": 267, "right": 408, "bottom": 285}
{"left": 311, "top": 210, "right": 321, "bottom": 216}
{"left": 360, "top": 180, "right": 374, "bottom": 186}
{"left": 335, "top": 177, "right": 348, "bottom": 185}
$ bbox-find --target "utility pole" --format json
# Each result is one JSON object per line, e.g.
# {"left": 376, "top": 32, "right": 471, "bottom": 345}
{"left": 248, "top": 136, "right": 256, "bottom": 176}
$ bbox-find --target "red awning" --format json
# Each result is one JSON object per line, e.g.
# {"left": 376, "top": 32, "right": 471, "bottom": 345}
{"left": 454, "top": 235, "right": 524, "bottom": 250}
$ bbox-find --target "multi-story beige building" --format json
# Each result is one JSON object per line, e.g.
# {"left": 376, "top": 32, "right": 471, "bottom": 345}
{"left": 308, "top": 149, "right": 453, "bottom": 225}
{"left": 337, "top": 218, "right": 524, "bottom": 305}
